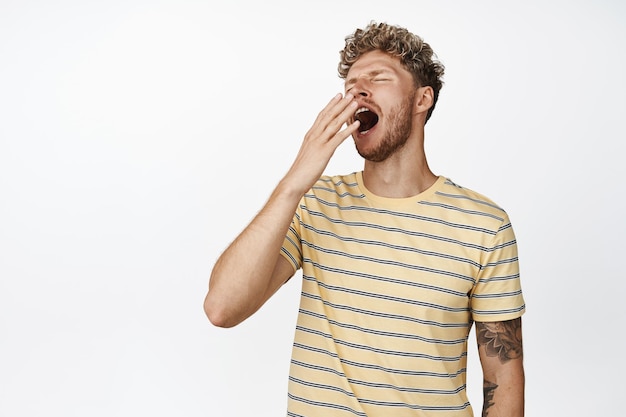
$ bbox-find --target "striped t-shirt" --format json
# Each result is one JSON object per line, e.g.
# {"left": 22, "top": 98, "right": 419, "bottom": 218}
{"left": 280, "top": 172, "right": 525, "bottom": 417}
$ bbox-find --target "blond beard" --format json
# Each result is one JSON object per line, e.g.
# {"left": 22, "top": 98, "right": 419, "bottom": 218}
{"left": 356, "top": 92, "right": 415, "bottom": 162}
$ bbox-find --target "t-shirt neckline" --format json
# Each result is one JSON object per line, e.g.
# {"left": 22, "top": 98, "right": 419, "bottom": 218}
{"left": 355, "top": 171, "right": 445, "bottom": 208}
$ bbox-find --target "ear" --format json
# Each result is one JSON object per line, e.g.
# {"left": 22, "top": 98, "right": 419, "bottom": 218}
{"left": 414, "top": 86, "right": 434, "bottom": 115}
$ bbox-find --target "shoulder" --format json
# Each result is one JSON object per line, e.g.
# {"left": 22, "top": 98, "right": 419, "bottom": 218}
{"left": 423, "top": 177, "right": 517, "bottom": 237}
{"left": 432, "top": 177, "right": 510, "bottom": 221}
{"left": 310, "top": 172, "right": 362, "bottom": 197}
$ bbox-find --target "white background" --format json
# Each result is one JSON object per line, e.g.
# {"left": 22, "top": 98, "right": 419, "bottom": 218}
{"left": 1, "top": 0, "right": 624, "bottom": 416}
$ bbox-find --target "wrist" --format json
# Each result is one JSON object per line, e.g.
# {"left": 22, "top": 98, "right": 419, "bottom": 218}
{"left": 275, "top": 176, "right": 311, "bottom": 201}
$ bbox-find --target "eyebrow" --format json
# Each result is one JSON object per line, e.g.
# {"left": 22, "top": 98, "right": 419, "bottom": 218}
{"left": 345, "top": 69, "right": 391, "bottom": 88}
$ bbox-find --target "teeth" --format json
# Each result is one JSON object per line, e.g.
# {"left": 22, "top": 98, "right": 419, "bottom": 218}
{"left": 355, "top": 107, "right": 369, "bottom": 115}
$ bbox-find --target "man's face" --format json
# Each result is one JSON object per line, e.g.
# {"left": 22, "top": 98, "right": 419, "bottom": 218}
{"left": 344, "top": 50, "right": 417, "bottom": 162}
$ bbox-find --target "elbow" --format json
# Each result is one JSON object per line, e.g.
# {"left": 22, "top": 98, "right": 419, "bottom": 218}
{"left": 203, "top": 294, "right": 240, "bottom": 328}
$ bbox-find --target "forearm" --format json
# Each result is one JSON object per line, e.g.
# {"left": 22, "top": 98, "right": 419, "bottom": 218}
{"left": 204, "top": 180, "right": 302, "bottom": 327}
{"left": 476, "top": 318, "right": 525, "bottom": 417}
{"left": 205, "top": 93, "right": 359, "bottom": 328}
{"left": 481, "top": 363, "right": 524, "bottom": 417}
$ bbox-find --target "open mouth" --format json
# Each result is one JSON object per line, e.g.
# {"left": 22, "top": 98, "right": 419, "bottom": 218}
{"left": 355, "top": 107, "right": 379, "bottom": 133}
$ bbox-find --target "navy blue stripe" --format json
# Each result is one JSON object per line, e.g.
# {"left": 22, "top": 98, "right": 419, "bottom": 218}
{"left": 357, "top": 396, "right": 471, "bottom": 411}
{"left": 488, "top": 239, "right": 517, "bottom": 252}
{"left": 300, "top": 308, "right": 467, "bottom": 345}
{"left": 302, "top": 274, "right": 469, "bottom": 313}
{"left": 290, "top": 373, "right": 466, "bottom": 398}
{"left": 291, "top": 366, "right": 470, "bottom": 411}
{"left": 289, "top": 376, "right": 357, "bottom": 397}
{"left": 287, "top": 393, "right": 367, "bottom": 417}
{"left": 347, "top": 377, "right": 466, "bottom": 395}
{"left": 472, "top": 290, "right": 523, "bottom": 299}
{"left": 286, "top": 225, "right": 302, "bottom": 255}
{"left": 301, "top": 292, "right": 469, "bottom": 329}
{"left": 435, "top": 189, "right": 504, "bottom": 212}
{"left": 296, "top": 325, "right": 466, "bottom": 361}
{"left": 318, "top": 176, "right": 360, "bottom": 188}
{"left": 478, "top": 273, "right": 520, "bottom": 284}
{"left": 303, "top": 261, "right": 473, "bottom": 302}
{"left": 472, "top": 305, "right": 525, "bottom": 315}
{"left": 291, "top": 358, "right": 463, "bottom": 392}
{"left": 280, "top": 247, "right": 298, "bottom": 269}
{"left": 291, "top": 358, "right": 346, "bottom": 378}
{"left": 302, "top": 273, "right": 469, "bottom": 314}
{"left": 302, "top": 203, "right": 497, "bottom": 236}
{"left": 298, "top": 224, "right": 482, "bottom": 268}
{"left": 418, "top": 200, "right": 504, "bottom": 221}
{"left": 292, "top": 343, "right": 467, "bottom": 378}
{"left": 483, "top": 257, "right": 518, "bottom": 268}
{"left": 310, "top": 185, "right": 365, "bottom": 199}
{"left": 302, "top": 242, "right": 476, "bottom": 285}
{"left": 299, "top": 211, "right": 497, "bottom": 251}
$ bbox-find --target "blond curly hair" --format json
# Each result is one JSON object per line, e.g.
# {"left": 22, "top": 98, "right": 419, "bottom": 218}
{"left": 338, "top": 21, "right": 445, "bottom": 122}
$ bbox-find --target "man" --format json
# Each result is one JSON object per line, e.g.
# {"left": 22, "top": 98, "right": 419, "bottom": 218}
{"left": 205, "top": 21, "right": 525, "bottom": 417}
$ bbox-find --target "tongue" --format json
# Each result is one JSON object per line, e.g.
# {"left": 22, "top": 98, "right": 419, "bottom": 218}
{"left": 355, "top": 111, "right": 378, "bottom": 132}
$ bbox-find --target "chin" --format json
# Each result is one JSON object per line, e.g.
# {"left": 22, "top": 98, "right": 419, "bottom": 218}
{"left": 355, "top": 146, "right": 381, "bottom": 162}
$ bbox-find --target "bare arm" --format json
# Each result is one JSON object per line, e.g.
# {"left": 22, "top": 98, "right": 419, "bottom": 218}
{"left": 204, "top": 93, "right": 360, "bottom": 328}
{"left": 476, "top": 317, "right": 525, "bottom": 417}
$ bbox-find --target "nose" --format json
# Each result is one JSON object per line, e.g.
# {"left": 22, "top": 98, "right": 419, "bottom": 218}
{"left": 350, "top": 78, "right": 371, "bottom": 97}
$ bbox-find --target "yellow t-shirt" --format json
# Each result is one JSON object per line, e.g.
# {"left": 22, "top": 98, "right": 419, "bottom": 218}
{"left": 281, "top": 172, "right": 525, "bottom": 417}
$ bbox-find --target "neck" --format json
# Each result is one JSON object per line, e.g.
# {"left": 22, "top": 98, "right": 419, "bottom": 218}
{"left": 362, "top": 131, "right": 437, "bottom": 198}
{"left": 363, "top": 164, "right": 436, "bottom": 199}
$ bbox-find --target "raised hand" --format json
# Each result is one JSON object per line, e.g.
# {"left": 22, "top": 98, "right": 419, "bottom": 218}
{"left": 281, "top": 93, "right": 360, "bottom": 196}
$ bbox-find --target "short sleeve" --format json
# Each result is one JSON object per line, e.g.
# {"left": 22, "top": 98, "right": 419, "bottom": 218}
{"left": 471, "top": 213, "right": 526, "bottom": 322}
{"left": 280, "top": 202, "right": 303, "bottom": 273}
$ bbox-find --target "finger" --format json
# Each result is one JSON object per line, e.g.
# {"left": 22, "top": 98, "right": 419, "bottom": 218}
{"left": 328, "top": 120, "right": 360, "bottom": 147}
{"left": 320, "top": 98, "right": 358, "bottom": 139}
{"left": 313, "top": 93, "right": 356, "bottom": 129}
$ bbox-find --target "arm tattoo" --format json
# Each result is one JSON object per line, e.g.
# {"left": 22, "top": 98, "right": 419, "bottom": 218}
{"left": 482, "top": 380, "right": 498, "bottom": 416}
{"left": 476, "top": 317, "right": 523, "bottom": 363}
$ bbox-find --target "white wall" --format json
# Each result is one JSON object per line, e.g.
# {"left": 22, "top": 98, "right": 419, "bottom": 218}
{"left": 1, "top": 0, "right": 624, "bottom": 415}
